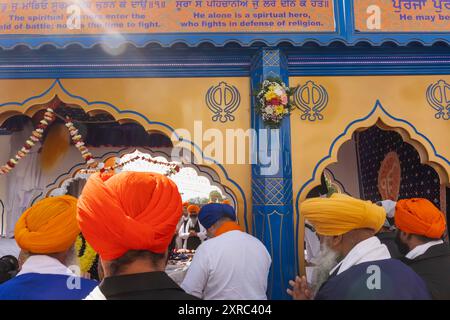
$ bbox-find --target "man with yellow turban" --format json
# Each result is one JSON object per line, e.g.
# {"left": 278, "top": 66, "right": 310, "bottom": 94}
{"left": 178, "top": 204, "right": 207, "bottom": 250}
{"left": 77, "top": 171, "right": 198, "bottom": 300}
{"left": 0, "top": 196, "right": 97, "bottom": 300}
{"left": 287, "top": 194, "right": 431, "bottom": 300}
{"left": 394, "top": 198, "right": 450, "bottom": 300}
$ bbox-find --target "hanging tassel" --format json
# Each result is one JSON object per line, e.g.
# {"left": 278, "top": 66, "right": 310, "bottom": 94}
{"left": 40, "top": 122, "right": 70, "bottom": 172}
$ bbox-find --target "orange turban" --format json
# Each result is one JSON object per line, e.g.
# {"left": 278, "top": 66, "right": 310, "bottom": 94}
{"left": 187, "top": 205, "right": 200, "bottom": 214}
{"left": 182, "top": 202, "right": 190, "bottom": 208}
{"left": 77, "top": 171, "right": 182, "bottom": 261}
{"left": 395, "top": 198, "right": 446, "bottom": 239}
{"left": 301, "top": 194, "right": 385, "bottom": 236}
{"left": 15, "top": 195, "right": 79, "bottom": 254}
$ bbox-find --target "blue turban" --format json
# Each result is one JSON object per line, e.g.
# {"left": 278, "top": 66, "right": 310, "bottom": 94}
{"left": 198, "top": 203, "right": 236, "bottom": 229}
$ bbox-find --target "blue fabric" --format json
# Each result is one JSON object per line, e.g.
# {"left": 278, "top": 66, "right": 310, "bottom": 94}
{"left": 198, "top": 204, "right": 236, "bottom": 229}
{"left": 315, "top": 259, "right": 431, "bottom": 300}
{"left": 0, "top": 273, "right": 97, "bottom": 300}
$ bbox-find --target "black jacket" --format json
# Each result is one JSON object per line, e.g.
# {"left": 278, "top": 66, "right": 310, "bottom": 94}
{"left": 402, "top": 243, "right": 450, "bottom": 300}
{"left": 99, "top": 271, "right": 199, "bottom": 300}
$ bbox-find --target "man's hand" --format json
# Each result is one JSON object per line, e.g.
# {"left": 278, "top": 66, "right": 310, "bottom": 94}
{"left": 287, "top": 276, "right": 314, "bottom": 300}
{"left": 189, "top": 231, "right": 197, "bottom": 237}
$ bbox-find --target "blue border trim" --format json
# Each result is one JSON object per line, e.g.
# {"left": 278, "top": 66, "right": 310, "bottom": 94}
{"left": 1, "top": 1, "right": 450, "bottom": 49}
{"left": 324, "top": 168, "right": 350, "bottom": 196}
{"left": 295, "top": 100, "right": 450, "bottom": 251}
{"left": 0, "top": 79, "right": 248, "bottom": 231}
{"left": 0, "top": 1, "right": 344, "bottom": 50}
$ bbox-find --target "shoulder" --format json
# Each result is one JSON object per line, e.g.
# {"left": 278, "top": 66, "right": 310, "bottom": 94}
{"left": 0, "top": 273, "right": 98, "bottom": 300}
{"left": 316, "top": 259, "right": 430, "bottom": 300}
{"left": 79, "top": 277, "right": 99, "bottom": 291}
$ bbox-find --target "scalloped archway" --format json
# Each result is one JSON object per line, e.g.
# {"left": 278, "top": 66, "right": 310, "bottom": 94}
{"left": 42, "top": 147, "right": 239, "bottom": 217}
{"left": 0, "top": 80, "right": 249, "bottom": 231}
{"left": 295, "top": 100, "right": 450, "bottom": 275}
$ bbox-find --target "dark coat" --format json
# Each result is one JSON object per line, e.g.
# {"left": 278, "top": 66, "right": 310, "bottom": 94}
{"left": 402, "top": 243, "right": 450, "bottom": 300}
{"left": 99, "top": 271, "right": 199, "bottom": 300}
{"left": 315, "top": 259, "right": 431, "bottom": 300}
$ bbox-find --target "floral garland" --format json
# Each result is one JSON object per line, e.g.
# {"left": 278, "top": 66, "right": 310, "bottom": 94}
{"left": 75, "top": 235, "right": 98, "bottom": 274}
{"left": 65, "top": 117, "right": 98, "bottom": 168}
{"left": 0, "top": 108, "right": 56, "bottom": 175}
{"left": 79, "top": 155, "right": 181, "bottom": 177}
{"left": 255, "top": 78, "right": 293, "bottom": 128}
{"left": 0, "top": 110, "right": 97, "bottom": 176}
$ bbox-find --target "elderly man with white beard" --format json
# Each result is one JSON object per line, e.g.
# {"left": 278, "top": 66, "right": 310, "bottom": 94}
{"left": 288, "top": 194, "right": 431, "bottom": 300}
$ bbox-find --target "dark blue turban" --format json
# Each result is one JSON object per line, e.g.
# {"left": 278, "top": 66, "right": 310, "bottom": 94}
{"left": 198, "top": 203, "right": 236, "bottom": 229}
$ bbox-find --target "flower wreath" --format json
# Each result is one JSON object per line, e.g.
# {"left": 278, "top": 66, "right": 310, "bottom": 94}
{"left": 75, "top": 234, "right": 98, "bottom": 277}
{"left": 255, "top": 78, "right": 293, "bottom": 128}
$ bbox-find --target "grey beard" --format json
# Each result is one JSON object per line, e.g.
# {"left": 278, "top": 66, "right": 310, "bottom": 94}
{"left": 310, "top": 244, "right": 340, "bottom": 295}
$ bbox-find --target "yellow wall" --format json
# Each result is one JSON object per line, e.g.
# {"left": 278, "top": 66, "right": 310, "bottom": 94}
{"left": 290, "top": 75, "right": 450, "bottom": 271}
{"left": 0, "top": 78, "right": 253, "bottom": 231}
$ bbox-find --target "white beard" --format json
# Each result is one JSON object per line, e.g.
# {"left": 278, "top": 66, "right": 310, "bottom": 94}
{"left": 310, "top": 243, "right": 340, "bottom": 295}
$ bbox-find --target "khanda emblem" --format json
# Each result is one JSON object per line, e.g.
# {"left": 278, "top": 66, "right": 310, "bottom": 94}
{"left": 294, "top": 80, "right": 328, "bottom": 121}
{"left": 206, "top": 82, "right": 240, "bottom": 123}
{"left": 426, "top": 80, "right": 450, "bottom": 120}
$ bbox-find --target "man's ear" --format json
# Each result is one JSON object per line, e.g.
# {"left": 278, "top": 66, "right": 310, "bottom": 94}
{"left": 400, "top": 230, "right": 410, "bottom": 241}
{"left": 331, "top": 235, "right": 343, "bottom": 248}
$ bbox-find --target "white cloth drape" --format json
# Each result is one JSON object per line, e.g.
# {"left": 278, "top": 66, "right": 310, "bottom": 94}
{"left": 4, "top": 123, "right": 44, "bottom": 238}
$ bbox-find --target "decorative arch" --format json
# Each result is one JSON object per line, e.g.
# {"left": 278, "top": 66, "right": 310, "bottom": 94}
{"left": 43, "top": 147, "right": 239, "bottom": 213}
{"left": 295, "top": 100, "right": 450, "bottom": 274}
{"left": 0, "top": 79, "right": 249, "bottom": 231}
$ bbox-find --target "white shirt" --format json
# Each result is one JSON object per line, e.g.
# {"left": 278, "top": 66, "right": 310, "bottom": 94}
{"left": 329, "top": 236, "right": 391, "bottom": 276}
{"left": 181, "top": 230, "right": 272, "bottom": 300}
{"left": 406, "top": 240, "right": 444, "bottom": 260}
{"left": 178, "top": 219, "right": 207, "bottom": 249}
{"left": 18, "top": 255, "right": 75, "bottom": 276}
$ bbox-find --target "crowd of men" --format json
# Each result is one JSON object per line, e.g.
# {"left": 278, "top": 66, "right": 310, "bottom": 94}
{"left": 0, "top": 170, "right": 448, "bottom": 300}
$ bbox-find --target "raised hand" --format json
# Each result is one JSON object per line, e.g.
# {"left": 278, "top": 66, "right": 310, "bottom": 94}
{"left": 287, "top": 275, "right": 314, "bottom": 300}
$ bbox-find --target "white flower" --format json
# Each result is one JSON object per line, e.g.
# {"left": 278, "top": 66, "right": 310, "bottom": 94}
{"left": 274, "top": 87, "right": 284, "bottom": 96}
{"left": 264, "top": 106, "right": 274, "bottom": 115}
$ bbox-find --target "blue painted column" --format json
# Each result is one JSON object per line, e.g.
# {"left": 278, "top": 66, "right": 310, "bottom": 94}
{"left": 250, "top": 49, "right": 296, "bottom": 300}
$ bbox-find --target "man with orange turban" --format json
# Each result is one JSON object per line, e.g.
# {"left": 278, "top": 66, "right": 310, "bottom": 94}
{"left": 0, "top": 196, "right": 97, "bottom": 300}
{"left": 288, "top": 194, "right": 431, "bottom": 300}
{"left": 178, "top": 204, "right": 207, "bottom": 250}
{"left": 77, "top": 171, "right": 197, "bottom": 300}
{"left": 394, "top": 198, "right": 450, "bottom": 300}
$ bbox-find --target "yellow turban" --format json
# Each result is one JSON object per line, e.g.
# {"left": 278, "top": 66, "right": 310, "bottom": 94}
{"left": 15, "top": 195, "right": 80, "bottom": 254}
{"left": 300, "top": 194, "right": 386, "bottom": 236}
